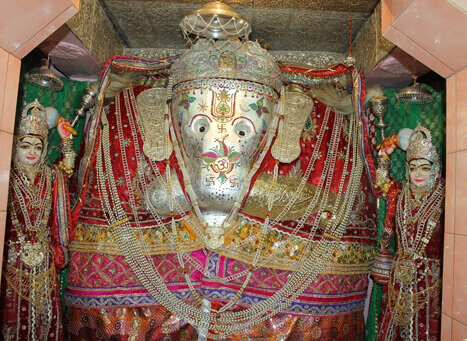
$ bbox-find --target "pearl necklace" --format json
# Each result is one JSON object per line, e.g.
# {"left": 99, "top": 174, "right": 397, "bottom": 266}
{"left": 96, "top": 86, "right": 365, "bottom": 338}
{"left": 9, "top": 165, "right": 52, "bottom": 237}
{"left": 397, "top": 180, "right": 445, "bottom": 255}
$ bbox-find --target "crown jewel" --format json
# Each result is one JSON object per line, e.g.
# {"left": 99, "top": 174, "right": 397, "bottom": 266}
{"left": 171, "top": 38, "right": 282, "bottom": 92}
{"left": 406, "top": 124, "right": 438, "bottom": 164}
{"left": 18, "top": 99, "right": 49, "bottom": 140}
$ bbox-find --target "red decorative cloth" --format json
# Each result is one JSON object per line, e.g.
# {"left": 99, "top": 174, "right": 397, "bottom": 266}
{"left": 65, "top": 85, "right": 377, "bottom": 340}
{"left": 1, "top": 165, "right": 71, "bottom": 341}
{"left": 376, "top": 180, "right": 444, "bottom": 341}
{"left": 65, "top": 56, "right": 378, "bottom": 340}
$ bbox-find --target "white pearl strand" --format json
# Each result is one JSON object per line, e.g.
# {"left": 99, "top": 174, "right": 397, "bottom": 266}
{"left": 10, "top": 165, "right": 51, "bottom": 235}
{"left": 228, "top": 106, "right": 331, "bottom": 248}
{"left": 224, "top": 106, "right": 343, "bottom": 276}
{"left": 122, "top": 89, "right": 189, "bottom": 268}
{"left": 96, "top": 110, "right": 205, "bottom": 325}
{"left": 96, "top": 86, "right": 365, "bottom": 338}
{"left": 214, "top": 106, "right": 362, "bottom": 332}
{"left": 397, "top": 181, "right": 445, "bottom": 255}
{"left": 164, "top": 89, "right": 284, "bottom": 313}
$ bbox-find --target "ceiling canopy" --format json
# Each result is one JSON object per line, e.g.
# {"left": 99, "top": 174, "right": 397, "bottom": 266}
{"left": 100, "top": 0, "right": 379, "bottom": 52}
{"left": 35, "top": 0, "right": 432, "bottom": 86}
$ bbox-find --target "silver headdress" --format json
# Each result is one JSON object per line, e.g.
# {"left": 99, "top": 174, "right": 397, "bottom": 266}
{"left": 14, "top": 99, "right": 49, "bottom": 169}
{"left": 405, "top": 123, "right": 441, "bottom": 188}
{"left": 171, "top": 38, "right": 282, "bottom": 92}
{"left": 173, "top": 0, "right": 281, "bottom": 91}
{"left": 18, "top": 99, "right": 49, "bottom": 140}
{"left": 406, "top": 124, "right": 439, "bottom": 164}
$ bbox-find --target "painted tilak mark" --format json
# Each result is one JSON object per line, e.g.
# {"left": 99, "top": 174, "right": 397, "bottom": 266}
{"left": 205, "top": 176, "right": 215, "bottom": 186}
{"left": 212, "top": 89, "right": 235, "bottom": 123}
{"left": 229, "top": 177, "right": 239, "bottom": 188}
{"left": 200, "top": 135, "right": 241, "bottom": 183}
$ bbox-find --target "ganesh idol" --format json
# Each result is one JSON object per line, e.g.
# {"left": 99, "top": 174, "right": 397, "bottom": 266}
{"left": 371, "top": 124, "right": 445, "bottom": 340}
{"left": 1, "top": 100, "right": 75, "bottom": 340}
{"left": 65, "top": 2, "right": 379, "bottom": 340}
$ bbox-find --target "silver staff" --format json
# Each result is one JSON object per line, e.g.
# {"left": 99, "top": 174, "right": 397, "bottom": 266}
{"left": 370, "top": 95, "right": 388, "bottom": 140}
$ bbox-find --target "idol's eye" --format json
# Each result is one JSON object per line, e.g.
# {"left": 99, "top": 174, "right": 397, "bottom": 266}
{"left": 409, "top": 167, "right": 416, "bottom": 172}
{"left": 422, "top": 166, "right": 431, "bottom": 172}
{"left": 234, "top": 120, "right": 254, "bottom": 138}
{"left": 191, "top": 116, "right": 210, "bottom": 135}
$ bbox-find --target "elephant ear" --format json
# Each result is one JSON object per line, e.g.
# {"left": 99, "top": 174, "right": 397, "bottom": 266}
{"left": 136, "top": 88, "right": 173, "bottom": 161}
{"left": 271, "top": 91, "right": 314, "bottom": 163}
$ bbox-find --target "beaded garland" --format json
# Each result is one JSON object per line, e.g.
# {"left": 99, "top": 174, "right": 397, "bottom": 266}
{"left": 89, "top": 82, "right": 366, "bottom": 338}
{"left": 67, "top": 53, "right": 378, "bottom": 339}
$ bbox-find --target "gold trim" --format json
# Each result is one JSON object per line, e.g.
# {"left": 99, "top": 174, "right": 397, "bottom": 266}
{"left": 242, "top": 173, "right": 337, "bottom": 221}
{"left": 109, "top": 217, "right": 129, "bottom": 228}
{"left": 271, "top": 91, "right": 314, "bottom": 163}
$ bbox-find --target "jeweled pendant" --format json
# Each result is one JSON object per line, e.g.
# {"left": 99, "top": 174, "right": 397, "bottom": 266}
{"left": 21, "top": 241, "right": 46, "bottom": 267}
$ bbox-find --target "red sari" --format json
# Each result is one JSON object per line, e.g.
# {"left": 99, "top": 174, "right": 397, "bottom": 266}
{"left": 377, "top": 180, "right": 445, "bottom": 341}
{"left": 1, "top": 164, "right": 71, "bottom": 341}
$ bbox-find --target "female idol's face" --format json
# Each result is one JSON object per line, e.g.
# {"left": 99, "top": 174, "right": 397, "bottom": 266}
{"left": 408, "top": 159, "right": 432, "bottom": 189}
{"left": 17, "top": 136, "right": 43, "bottom": 168}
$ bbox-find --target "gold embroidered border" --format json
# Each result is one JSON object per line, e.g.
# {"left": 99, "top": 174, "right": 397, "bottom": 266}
{"left": 217, "top": 244, "right": 376, "bottom": 273}
{"left": 72, "top": 220, "right": 376, "bottom": 272}
{"left": 223, "top": 216, "right": 377, "bottom": 271}
{"left": 70, "top": 222, "right": 203, "bottom": 255}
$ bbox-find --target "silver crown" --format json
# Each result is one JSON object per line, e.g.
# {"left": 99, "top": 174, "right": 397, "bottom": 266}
{"left": 171, "top": 38, "right": 282, "bottom": 92}
{"left": 18, "top": 99, "right": 49, "bottom": 140}
{"left": 406, "top": 124, "right": 439, "bottom": 164}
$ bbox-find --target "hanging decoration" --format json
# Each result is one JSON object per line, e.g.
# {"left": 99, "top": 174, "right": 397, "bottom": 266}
{"left": 25, "top": 56, "right": 64, "bottom": 92}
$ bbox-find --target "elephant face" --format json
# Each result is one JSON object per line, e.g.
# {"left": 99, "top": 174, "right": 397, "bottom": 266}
{"left": 171, "top": 79, "right": 278, "bottom": 221}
